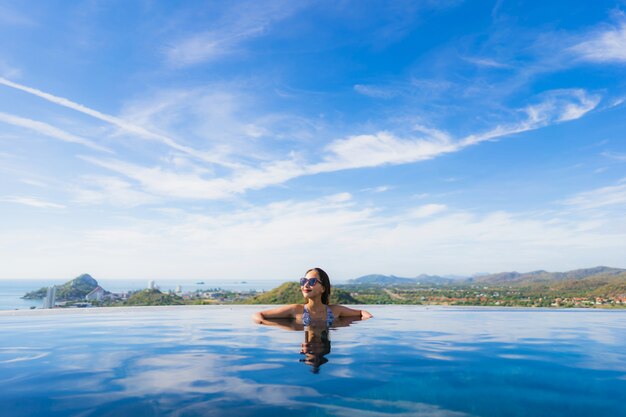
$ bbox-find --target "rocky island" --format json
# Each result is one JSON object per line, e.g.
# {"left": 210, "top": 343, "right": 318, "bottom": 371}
{"left": 22, "top": 273, "right": 104, "bottom": 301}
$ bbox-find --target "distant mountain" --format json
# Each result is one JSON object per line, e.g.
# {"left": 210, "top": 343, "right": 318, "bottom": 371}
{"left": 349, "top": 274, "right": 415, "bottom": 285}
{"left": 348, "top": 274, "right": 453, "bottom": 285}
{"left": 22, "top": 273, "right": 102, "bottom": 301}
{"left": 345, "top": 267, "right": 626, "bottom": 296}
{"left": 245, "top": 282, "right": 359, "bottom": 304}
{"left": 468, "top": 266, "right": 626, "bottom": 286}
{"left": 414, "top": 274, "right": 455, "bottom": 285}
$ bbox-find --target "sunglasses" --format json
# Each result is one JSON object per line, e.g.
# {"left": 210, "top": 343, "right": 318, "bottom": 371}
{"left": 299, "top": 277, "right": 319, "bottom": 287}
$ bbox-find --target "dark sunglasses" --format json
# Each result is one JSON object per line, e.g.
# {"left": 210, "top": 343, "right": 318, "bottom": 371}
{"left": 299, "top": 277, "right": 319, "bottom": 287}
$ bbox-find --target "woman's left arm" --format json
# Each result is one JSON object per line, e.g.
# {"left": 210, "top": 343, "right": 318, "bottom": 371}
{"left": 334, "top": 305, "right": 373, "bottom": 319}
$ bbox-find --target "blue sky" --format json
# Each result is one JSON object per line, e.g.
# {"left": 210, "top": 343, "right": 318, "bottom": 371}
{"left": 1, "top": 0, "right": 625, "bottom": 280}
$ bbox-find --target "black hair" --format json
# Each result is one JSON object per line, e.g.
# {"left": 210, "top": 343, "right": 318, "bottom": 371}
{"left": 306, "top": 267, "right": 331, "bottom": 305}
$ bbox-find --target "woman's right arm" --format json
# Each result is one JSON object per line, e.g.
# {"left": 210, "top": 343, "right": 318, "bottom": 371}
{"left": 252, "top": 304, "right": 299, "bottom": 324}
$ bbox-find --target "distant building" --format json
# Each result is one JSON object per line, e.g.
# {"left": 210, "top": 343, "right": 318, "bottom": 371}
{"left": 175, "top": 285, "right": 182, "bottom": 293}
{"left": 148, "top": 280, "right": 156, "bottom": 290}
{"left": 85, "top": 286, "right": 105, "bottom": 301}
{"left": 42, "top": 286, "right": 56, "bottom": 309}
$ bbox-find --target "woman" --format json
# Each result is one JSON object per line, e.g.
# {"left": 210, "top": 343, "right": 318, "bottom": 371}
{"left": 252, "top": 267, "right": 373, "bottom": 325}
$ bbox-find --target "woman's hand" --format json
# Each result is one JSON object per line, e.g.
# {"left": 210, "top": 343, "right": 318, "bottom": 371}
{"left": 251, "top": 312, "right": 265, "bottom": 324}
{"left": 360, "top": 310, "right": 373, "bottom": 319}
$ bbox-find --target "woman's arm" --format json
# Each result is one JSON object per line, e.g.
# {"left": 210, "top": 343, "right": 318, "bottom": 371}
{"left": 253, "top": 317, "right": 304, "bottom": 331}
{"left": 333, "top": 305, "right": 373, "bottom": 319}
{"left": 252, "top": 304, "right": 299, "bottom": 323}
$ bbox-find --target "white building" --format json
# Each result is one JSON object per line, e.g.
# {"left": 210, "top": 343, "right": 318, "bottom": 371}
{"left": 85, "top": 286, "right": 105, "bottom": 301}
{"left": 42, "top": 286, "right": 56, "bottom": 309}
{"left": 175, "top": 285, "right": 182, "bottom": 293}
{"left": 148, "top": 280, "right": 156, "bottom": 290}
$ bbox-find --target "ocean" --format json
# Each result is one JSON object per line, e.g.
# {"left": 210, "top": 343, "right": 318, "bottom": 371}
{"left": 0, "top": 279, "right": 282, "bottom": 310}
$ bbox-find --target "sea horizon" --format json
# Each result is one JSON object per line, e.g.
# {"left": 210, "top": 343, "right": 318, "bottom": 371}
{"left": 0, "top": 278, "right": 286, "bottom": 311}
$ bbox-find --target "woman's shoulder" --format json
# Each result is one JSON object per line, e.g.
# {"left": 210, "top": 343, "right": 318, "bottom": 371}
{"left": 287, "top": 303, "right": 305, "bottom": 314}
{"left": 328, "top": 304, "right": 344, "bottom": 313}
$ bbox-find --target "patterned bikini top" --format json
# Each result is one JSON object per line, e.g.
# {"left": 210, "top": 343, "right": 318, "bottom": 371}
{"left": 302, "top": 305, "right": 334, "bottom": 327}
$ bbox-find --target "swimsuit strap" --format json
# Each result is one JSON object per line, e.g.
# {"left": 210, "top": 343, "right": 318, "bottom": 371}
{"left": 325, "top": 305, "right": 334, "bottom": 324}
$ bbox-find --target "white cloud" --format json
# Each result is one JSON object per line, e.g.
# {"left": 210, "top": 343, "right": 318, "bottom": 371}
{"left": 164, "top": 1, "right": 302, "bottom": 67}
{"left": 0, "top": 77, "right": 237, "bottom": 168}
{"left": 20, "top": 178, "right": 48, "bottom": 188}
{"left": 1, "top": 196, "right": 65, "bottom": 209}
{"left": 316, "top": 131, "right": 458, "bottom": 171}
{"left": 0, "top": 60, "right": 21, "bottom": 79}
{"left": 3, "top": 190, "right": 625, "bottom": 279}
{"left": 72, "top": 176, "right": 160, "bottom": 207}
{"left": 319, "top": 89, "right": 599, "bottom": 173}
{"left": 353, "top": 84, "right": 397, "bottom": 99}
{"left": 410, "top": 204, "right": 447, "bottom": 218}
{"left": 0, "top": 111, "right": 111, "bottom": 152}
{"left": 555, "top": 90, "right": 601, "bottom": 121}
{"left": 165, "top": 27, "right": 263, "bottom": 66}
{"left": 75, "top": 89, "right": 601, "bottom": 203}
{"left": 118, "top": 87, "right": 304, "bottom": 161}
{"left": 602, "top": 151, "right": 626, "bottom": 162}
{"left": 563, "top": 179, "right": 626, "bottom": 209}
{"left": 361, "top": 185, "right": 391, "bottom": 193}
{"left": 464, "top": 57, "right": 511, "bottom": 68}
{"left": 78, "top": 156, "right": 235, "bottom": 200}
{"left": 572, "top": 18, "right": 626, "bottom": 63}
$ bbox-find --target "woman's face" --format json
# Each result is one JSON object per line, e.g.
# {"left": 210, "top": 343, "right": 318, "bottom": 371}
{"left": 301, "top": 269, "right": 324, "bottom": 300}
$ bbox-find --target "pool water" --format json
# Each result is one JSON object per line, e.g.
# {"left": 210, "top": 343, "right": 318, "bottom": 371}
{"left": 1, "top": 306, "right": 625, "bottom": 417}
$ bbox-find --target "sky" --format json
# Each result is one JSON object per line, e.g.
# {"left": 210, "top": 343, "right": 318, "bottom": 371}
{"left": 1, "top": 0, "right": 625, "bottom": 281}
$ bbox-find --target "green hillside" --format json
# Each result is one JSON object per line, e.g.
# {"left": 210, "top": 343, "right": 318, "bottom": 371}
{"left": 245, "top": 282, "right": 360, "bottom": 304}
{"left": 123, "top": 289, "right": 184, "bottom": 306}
{"left": 23, "top": 273, "right": 100, "bottom": 301}
{"left": 549, "top": 272, "right": 626, "bottom": 296}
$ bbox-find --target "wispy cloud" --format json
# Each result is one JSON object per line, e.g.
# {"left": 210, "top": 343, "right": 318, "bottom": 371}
{"left": 117, "top": 87, "right": 317, "bottom": 161}
{"left": 316, "top": 131, "right": 456, "bottom": 171}
{"left": 5, "top": 190, "right": 625, "bottom": 279}
{"left": 410, "top": 204, "right": 447, "bottom": 218}
{"left": 1, "top": 196, "right": 65, "bottom": 209}
{"left": 320, "top": 89, "right": 600, "bottom": 172}
{"left": 362, "top": 185, "right": 392, "bottom": 193}
{"left": 20, "top": 178, "right": 48, "bottom": 188}
{"left": 571, "top": 16, "right": 626, "bottom": 63}
{"left": 353, "top": 84, "right": 398, "bottom": 99}
{"left": 164, "top": 1, "right": 302, "bottom": 67}
{"left": 463, "top": 56, "right": 512, "bottom": 69}
{"left": 0, "top": 77, "right": 239, "bottom": 168}
{"left": 602, "top": 151, "right": 626, "bottom": 162}
{"left": 0, "top": 60, "right": 21, "bottom": 78}
{"left": 165, "top": 27, "right": 263, "bottom": 66}
{"left": 78, "top": 156, "right": 241, "bottom": 200}
{"left": 0, "top": 111, "right": 111, "bottom": 152}
{"left": 563, "top": 178, "right": 626, "bottom": 210}
{"left": 72, "top": 176, "right": 160, "bottom": 208}
{"left": 77, "top": 89, "right": 601, "bottom": 202}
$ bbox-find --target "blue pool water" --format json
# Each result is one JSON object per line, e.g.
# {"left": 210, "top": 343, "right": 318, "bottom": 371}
{"left": 1, "top": 306, "right": 625, "bottom": 417}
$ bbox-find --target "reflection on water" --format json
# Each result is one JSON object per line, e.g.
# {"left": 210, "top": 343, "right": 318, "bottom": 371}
{"left": 0, "top": 306, "right": 625, "bottom": 417}
{"left": 257, "top": 315, "right": 363, "bottom": 373}
{"left": 299, "top": 326, "right": 331, "bottom": 373}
